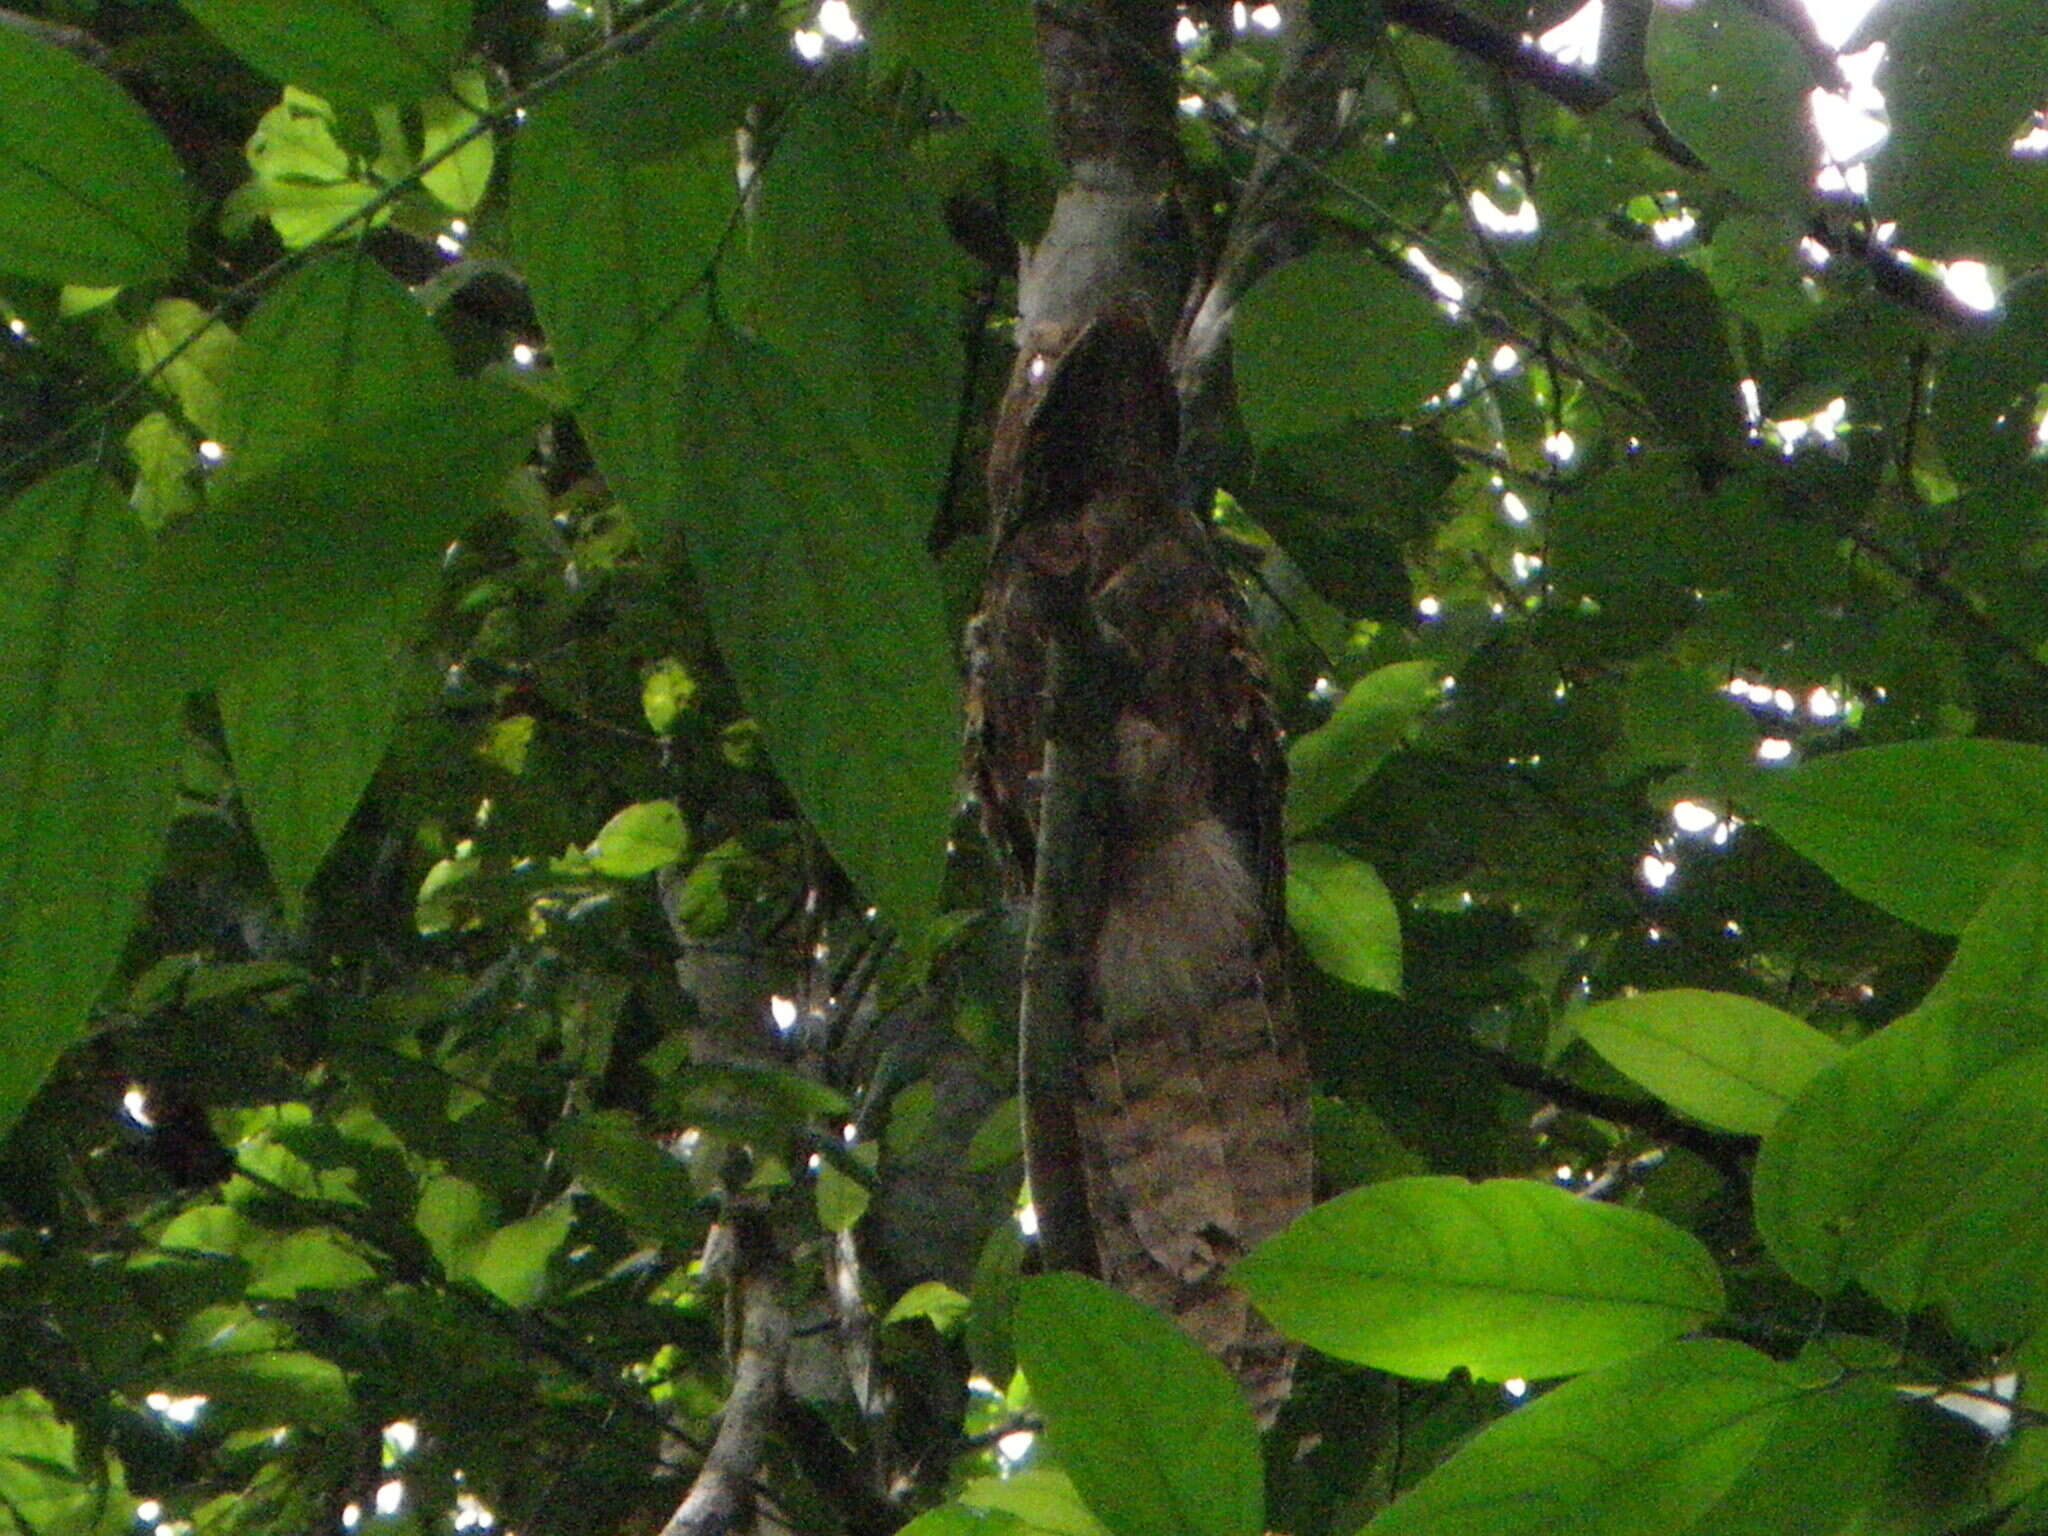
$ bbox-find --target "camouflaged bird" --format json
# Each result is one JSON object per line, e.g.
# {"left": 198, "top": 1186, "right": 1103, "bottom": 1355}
{"left": 966, "top": 306, "right": 1312, "bottom": 1419}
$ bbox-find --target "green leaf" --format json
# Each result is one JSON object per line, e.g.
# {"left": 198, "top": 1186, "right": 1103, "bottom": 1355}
{"left": 419, "top": 66, "right": 494, "bottom": 212}
{"left": 1012, "top": 1273, "right": 1263, "bottom": 1536}
{"left": 552, "top": 1110, "right": 703, "bottom": 1251}
{"left": 135, "top": 298, "right": 237, "bottom": 438}
{"left": 896, "top": 1510, "right": 1029, "bottom": 1536}
{"left": 586, "top": 801, "right": 688, "bottom": 877}
{"left": 1646, "top": 0, "right": 1818, "bottom": 213}
{"left": 1234, "top": 1175, "right": 1724, "bottom": 1381}
{"left": 1926, "top": 841, "right": 2048, "bottom": 1013}
{"left": 1929, "top": 272, "right": 2048, "bottom": 487}
{"left": 960, "top": 1469, "right": 1111, "bottom": 1536}
{"left": 1754, "top": 738, "right": 2048, "bottom": 934}
{"left": 562, "top": 9, "right": 793, "bottom": 162}
{"left": 1236, "top": 249, "right": 1472, "bottom": 442}
{"left": 1586, "top": 263, "right": 1746, "bottom": 460}
{"left": 1365, "top": 1341, "right": 1823, "bottom": 1536}
{"left": 134, "top": 379, "right": 536, "bottom": 690}
{"left": 676, "top": 325, "right": 959, "bottom": 928}
{"left": 180, "top": 0, "right": 474, "bottom": 106}
{"left": 416, "top": 1174, "right": 570, "bottom": 1308}
{"left": 1847, "top": 0, "right": 2048, "bottom": 265}
{"left": 1285, "top": 662, "right": 1443, "bottom": 836}
{"left": 511, "top": 112, "right": 736, "bottom": 527}
{"left": 220, "top": 251, "right": 455, "bottom": 478}
{"left": 885, "top": 1280, "right": 972, "bottom": 1333}
{"left": 220, "top": 579, "right": 429, "bottom": 917}
{"left": 167, "top": 1350, "right": 353, "bottom": 1431}
{"left": 815, "top": 1141, "right": 878, "bottom": 1234}
{"left": 0, "top": 468, "right": 183, "bottom": 1139}
{"left": 869, "top": 0, "right": 1051, "bottom": 168}
{"left": 1572, "top": 989, "right": 1843, "bottom": 1135}
{"left": 236, "top": 87, "right": 392, "bottom": 250}
{"left": 0, "top": 1389, "right": 134, "bottom": 1533}
{"left": 750, "top": 94, "right": 967, "bottom": 521}
{"left": 1286, "top": 842, "right": 1403, "bottom": 994}
{"left": 1754, "top": 994, "right": 2048, "bottom": 1336}
{"left": 640, "top": 658, "right": 697, "bottom": 734}
{"left": 0, "top": 26, "right": 188, "bottom": 285}
{"left": 1242, "top": 422, "right": 1453, "bottom": 618}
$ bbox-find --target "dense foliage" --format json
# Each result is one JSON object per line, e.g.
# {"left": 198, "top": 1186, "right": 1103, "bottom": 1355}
{"left": 2, "top": 0, "right": 2048, "bottom": 1533}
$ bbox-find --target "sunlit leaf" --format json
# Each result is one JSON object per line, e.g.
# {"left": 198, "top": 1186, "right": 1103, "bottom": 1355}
{"left": 1754, "top": 738, "right": 2048, "bottom": 933}
{"left": 1286, "top": 662, "right": 1443, "bottom": 836}
{"left": 1234, "top": 1175, "right": 1723, "bottom": 1380}
{"left": 1754, "top": 993, "right": 2048, "bottom": 1338}
{"left": 1286, "top": 842, "right": 1402, "bottom": 994}
{"left": 1573, "top": 989, "right": 1842, "bottom": 1135}
{"left": 1013, "top": 1274, "right": 1263, "bottom": 1536}
{"left": 586, "top": 800, "right": 688, "bottom": 877}
{"left": 1367, "top": 1341, "right": 1829, "bottom": 1535}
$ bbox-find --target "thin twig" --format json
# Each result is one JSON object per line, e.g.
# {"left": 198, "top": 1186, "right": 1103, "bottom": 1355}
{"left": 0, "top": 5, "right": 108, "bottom": 64}
{"left": 1478, "top": 1045, "right": 1754, "bottom": 1178}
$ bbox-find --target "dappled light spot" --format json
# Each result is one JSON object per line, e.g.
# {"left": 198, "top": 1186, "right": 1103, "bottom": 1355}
{"left": 1537, "top": 0, "right": 1602, "bottom": 68}
{"left": 1940, "top": 260, "right": 1998, "bottom": 313}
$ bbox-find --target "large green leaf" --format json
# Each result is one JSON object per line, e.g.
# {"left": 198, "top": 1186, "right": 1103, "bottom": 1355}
{"left": 1233, "top": 1176, "right": 1723, "bottom": 1380}
{"left": 1285, "top": 662, "right": 1443, "bottom": 837}
{"left": 1754, "top": 738, "right": 2048, "bottom": 934}
{"left": 1365, "top": 1341, "right": 1878, "bottom": 1536}
{"left": 1848, "top": 0, "right": 2048, "bottom": 265}
{"left": 1928, "top": 272, "right": 2048, "bottom": 486}
{"left": 1646, "top": 0, "right": 1818, "bottom": 213}
{"left": 180, "top": 0, "right": 474, "bottom": 106}
{"left": 750, "top": 93, "right": 967, "bottom": 522}
{"left": 134, "top": 379, "right": 534, "bottom": 691}
{"left": 0, "top": 468, "right": 184, "bottom": 1138}
{"left": 1573, "top": 989, "right": 1842, "bottom": 1135}
{"left": 0, "top": 26, "right": 188, "bottom": 285}
{"left": 1286, "top": 842, "right": 1403, "bottom": 994}
{"left": 1586, "top": 264, "right": 1746, "bottom": 460}
{"left": 220, "top": 252, "right": 456, "bottom": 477}
{"left": 218, "top": 581, "right": 428, "bottom": 917}
{"left": 869, "top": 0, "right": 1051, "bottom": 168}
{"left": 1012, "top": 1274, "right": 1263, "bottom": 1536}
{"left": 0, "top": 1389, "right": 134, "bottom": 1533}
{"left": 1754, "top": 994, "right": 2048, "bottom": 1337}
{"left": 562, "top": 9, "right": 794, "bottom": 162}
{"left": 511, "top": 113, "right": 736, "bottom": 528}
{"left": 1235, "top": 248, "right": 1473, "bottom": 442}
{"left": 214, "top": 255, "right": 456, "bottom": 911}
{"left": 1926, "top": 842, "right": 2048, "bottom": 1013}
{"left": 552, "top": 1110, "right": 704, "bottom": 1251}
{"left": 676, "top": 325, "right": 958, "bottom": 928}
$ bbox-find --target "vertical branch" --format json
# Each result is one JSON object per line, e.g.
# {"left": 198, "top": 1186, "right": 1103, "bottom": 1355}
{"left": 660, "top": 1209, "right": 791, "bottom": 1536}
{"left": 1018, "top": 1, "right": 1185, "bottom": 351}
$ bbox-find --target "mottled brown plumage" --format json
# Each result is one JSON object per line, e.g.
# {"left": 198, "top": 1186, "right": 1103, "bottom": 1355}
{"left": 966, "top": 308, "right": 1312, "bottom": 1418}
